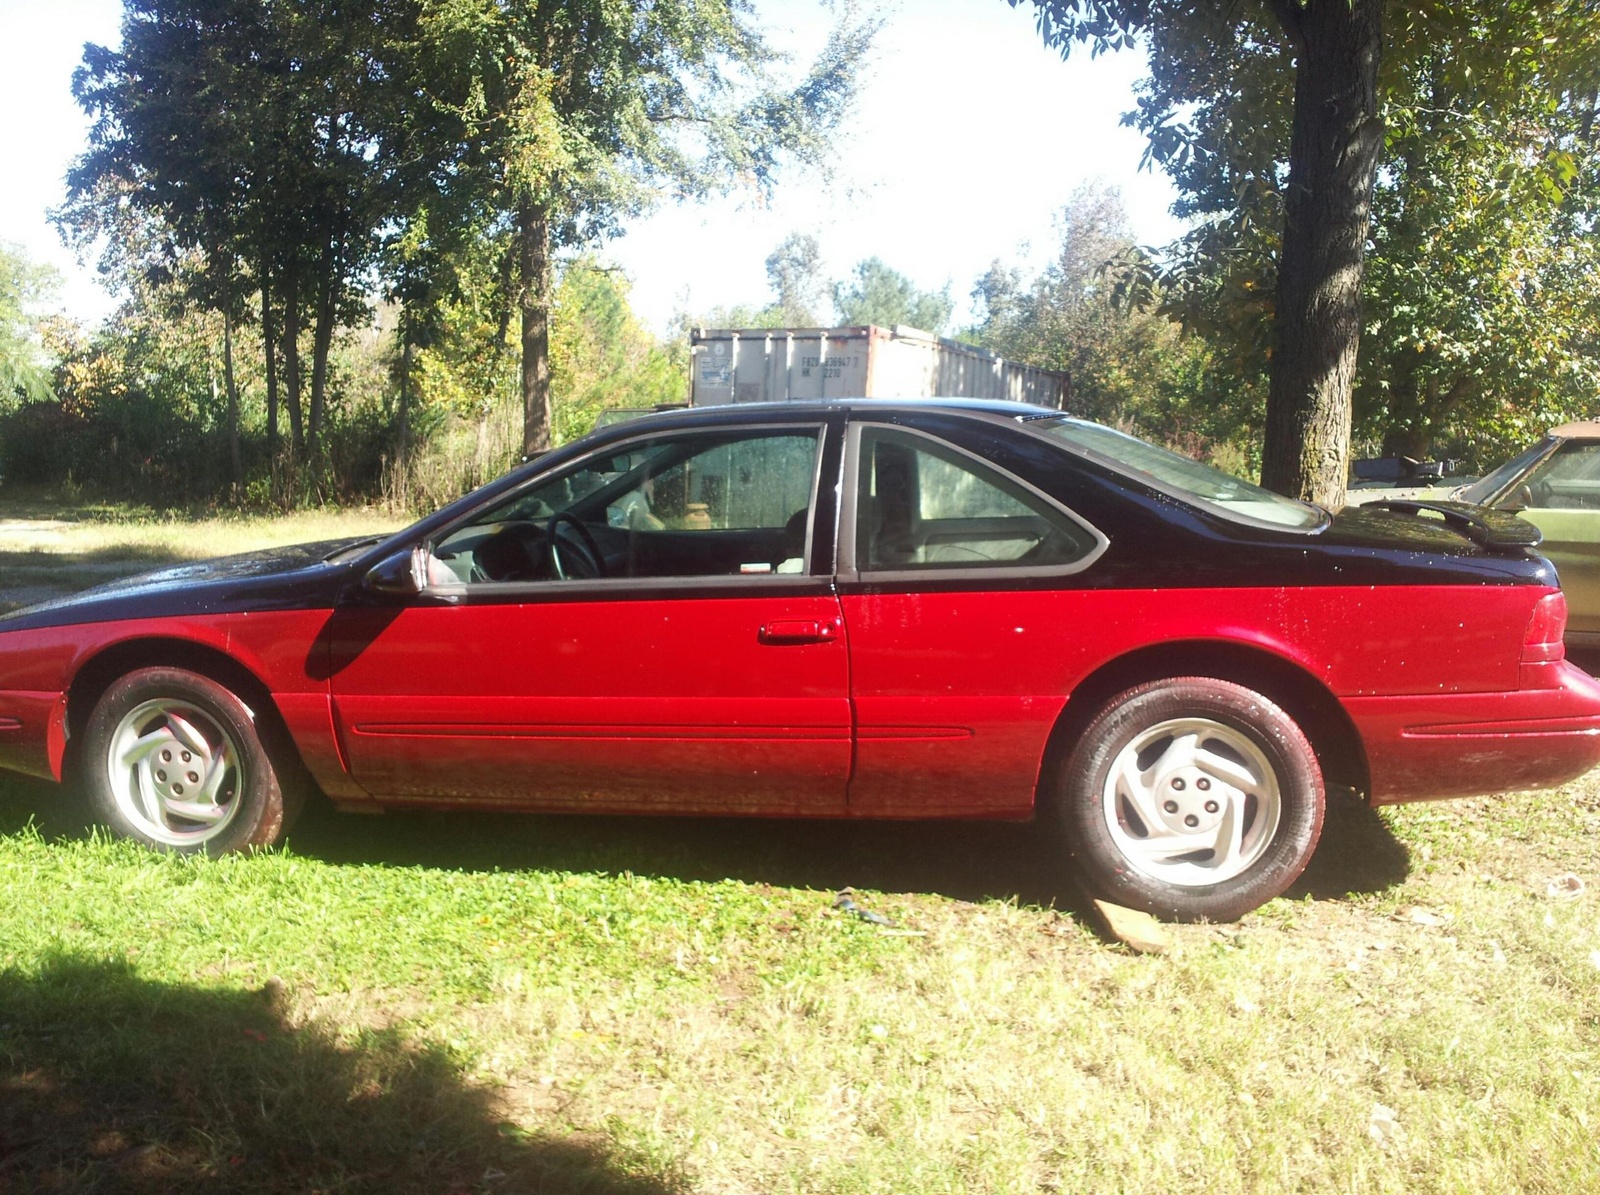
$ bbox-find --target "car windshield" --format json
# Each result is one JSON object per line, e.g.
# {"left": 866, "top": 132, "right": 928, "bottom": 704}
{"left": 1454, "top": 438, "right": 1556, "bottom": 505}
{"left": 1032, "top": 417, "right": 1325, "bottom": 529}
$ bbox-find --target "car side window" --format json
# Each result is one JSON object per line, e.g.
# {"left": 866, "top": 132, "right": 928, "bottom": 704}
{"left": 854, "top": 426, "right": 1100, "bottom": 571}
{"left": 1510, "top": 442, "right": 1600, "bottom": 511}
{"left": 431, "top": 429, "right": 823, "bottom": 583}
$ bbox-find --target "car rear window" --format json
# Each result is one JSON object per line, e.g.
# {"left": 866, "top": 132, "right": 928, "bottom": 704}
{"left": 1032, "top": 418, "right": 1325, "bottom": 530}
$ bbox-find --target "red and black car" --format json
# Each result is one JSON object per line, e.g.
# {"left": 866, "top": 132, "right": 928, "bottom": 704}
{"left": 2, "top": 399, "right": 1597, "bottom": 920}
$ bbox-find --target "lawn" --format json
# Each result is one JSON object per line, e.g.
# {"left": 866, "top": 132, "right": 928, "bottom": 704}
{"left": 1, "top": 509, "right": 1598, "bottom": 1193}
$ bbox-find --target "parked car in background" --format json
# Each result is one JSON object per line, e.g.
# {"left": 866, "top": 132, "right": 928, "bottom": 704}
{"left": 1453, "top": 422, "right": 1600, "bottom": 650}
{"left": 2, "top": 399, "right": 1598, "bottom": 922}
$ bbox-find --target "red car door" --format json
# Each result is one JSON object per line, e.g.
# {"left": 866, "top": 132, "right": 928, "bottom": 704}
{"left": 329, "top": 422, "right": 851, "bottom": 814}
{"left": 836, "top": 421, "right": 1108, "bottom": 817}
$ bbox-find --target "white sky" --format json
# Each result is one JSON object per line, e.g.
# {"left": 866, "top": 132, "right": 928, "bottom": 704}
{"left": 0, "top": 0, "right": 1183, "bottom": 335}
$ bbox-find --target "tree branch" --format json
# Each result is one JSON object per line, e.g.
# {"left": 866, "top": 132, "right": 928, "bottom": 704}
{"left": 1264, "top": 0, "right": 1305, "bottom": 47}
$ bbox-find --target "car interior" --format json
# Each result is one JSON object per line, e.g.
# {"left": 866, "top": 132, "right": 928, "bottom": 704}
{"left": 427, "top": 430, "right": 820, "bottom": 583}
{"left": 853, "top": 427, "right": 1099, "bottom": 571}
{"left": 422, "top": 423, "right": 1102, "bottom": 587}
{"left": 1511, "top": 442, "right": 1600, "bottom": 510}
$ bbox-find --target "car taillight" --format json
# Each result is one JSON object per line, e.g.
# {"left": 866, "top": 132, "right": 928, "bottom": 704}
{"left": 1522, "top": 591, "right": 1568, "bottom": 664}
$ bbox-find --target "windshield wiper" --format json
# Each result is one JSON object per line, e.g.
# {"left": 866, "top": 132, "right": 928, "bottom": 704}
{"left": 321, "top": 536, "right": 384, "bottom": 563}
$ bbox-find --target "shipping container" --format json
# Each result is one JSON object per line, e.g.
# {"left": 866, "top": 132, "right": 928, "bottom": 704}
{"left": 689, "top": 324, "right": 1069, "bottom": 409}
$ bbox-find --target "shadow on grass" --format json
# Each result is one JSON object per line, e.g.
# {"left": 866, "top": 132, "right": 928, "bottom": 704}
{"left": 0, "top": 549, "right": 186, "bottom": 616}
{"left": 0, "top": 775, "right": 93, "bottom": 841}
{"left": 0, "top": 546, "right": 187, "bottom": 572}
{"left": 0, "top": 771, "right": 1410, "bottom": 920}
{"left": 0, "top": 491, "right": 163, "bottom": 523}
{"left": 1286, "top": 786, "right": 1412, "bottom": 902}
{"left": 0, "top": 954, "right": 683, "bottom": 1194}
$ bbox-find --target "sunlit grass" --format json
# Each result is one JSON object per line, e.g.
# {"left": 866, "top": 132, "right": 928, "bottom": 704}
{"left": 3, "top": 774, "right": 1598, "bottom": 1193}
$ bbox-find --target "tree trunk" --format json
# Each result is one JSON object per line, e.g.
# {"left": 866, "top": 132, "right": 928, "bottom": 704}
{"left": 308, "top": 235, "right": 338, "bottom": 462}
{"left": 260, "top": 263, "right": 279, "bottom": 454}
{"left": 222, "top": 299, "right": 244, "bottom": 493}
{"left": 396, "top": 324, "right": 413, "bottom": 463}
{"left": 1260, "top": 0, "right": 1384, "bottom": 508}
{"left": 519, "top": 200, "right": 553, "bottom": 459}
{"left": 282, "top": 270, "right": 305, "bottom": 455}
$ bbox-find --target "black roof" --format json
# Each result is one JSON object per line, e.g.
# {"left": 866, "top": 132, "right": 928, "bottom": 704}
{"left": 587, "top": 396, "right": 1066, "bottom": 434}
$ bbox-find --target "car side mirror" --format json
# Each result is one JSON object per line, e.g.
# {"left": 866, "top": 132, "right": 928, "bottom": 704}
{"left": 1500, "top": 484, "right": 1534, "bottom": 513}
{"left": 362, "top": 546, "right": 426, "bottom": 597}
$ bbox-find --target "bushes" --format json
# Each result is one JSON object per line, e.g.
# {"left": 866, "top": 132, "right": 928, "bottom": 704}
{"left": 0, "top": 258, "right": 685, "bottom": 514}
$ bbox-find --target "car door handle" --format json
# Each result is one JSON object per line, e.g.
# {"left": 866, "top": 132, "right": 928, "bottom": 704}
{"left": 759, "top": 619, "right": 840, "bottom": 645}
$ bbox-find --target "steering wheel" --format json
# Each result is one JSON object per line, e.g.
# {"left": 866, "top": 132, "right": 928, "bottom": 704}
{"left": 545, "top": 512, "right": 605, "bottom": 579}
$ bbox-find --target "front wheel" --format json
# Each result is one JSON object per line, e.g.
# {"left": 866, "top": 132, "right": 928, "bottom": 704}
{"left": 80, "top": 667, "right": 293, "bottom": 855}
{"left": 1054, "top": 677, "right": 1325, "bottom": 922}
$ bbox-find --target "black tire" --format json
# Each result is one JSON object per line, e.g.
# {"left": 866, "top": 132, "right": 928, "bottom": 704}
{"left": 80, "top": 667, "right": 294, "bottom": 856}
{"left": 1053, "top": 677, "right": 1325, "bottom": 922}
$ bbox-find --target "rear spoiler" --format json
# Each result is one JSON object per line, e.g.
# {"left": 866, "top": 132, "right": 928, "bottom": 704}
{"left": 1360, "top": 499, "right": 1543, "bottom": 549}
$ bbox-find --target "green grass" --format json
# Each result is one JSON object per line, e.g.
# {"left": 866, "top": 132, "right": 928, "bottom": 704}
{"left": 3, "top": 775, "right": 1598, "bottom": 1193}
{"left": 1, "top": 506, "right": 1598, "bottom": 1192}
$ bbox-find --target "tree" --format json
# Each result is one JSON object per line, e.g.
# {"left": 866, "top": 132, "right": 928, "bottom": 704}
{"left": 834, "top": 257, "right": 953, "bottom": 333}
{"left": 385, "top": 246, "right": 686, "bottom": 511}
{"left": 1010, "top": 0, "right": 1600, "bottom": 505}
{"left": 549, "top": 259, "right": 685, "bottom": 442}
{"left": 0, "top": 244, "right": 58, "bottom": 405}
{"left": 969, "top": 188, "right": 1136, "bottom": 377}
{"left": 66, "top": 0, "right": 421, "bottom": 472}
{"left": 2, "top": 260, "right": 261, "bottom": 502}
{"left": 430, "top": 1, "right": 875, "bottom": 457}
{"left": 764, "top": 233, "right": 829, "bottom": 326}
{"left": 1356, "top": 75, "right": 1600, "bottom": 464}
{"left": 685, "top": 233, "right": 831, "bottom": 329}
{"left": 968, "top": 187, "right": 1244, "bottom": 456}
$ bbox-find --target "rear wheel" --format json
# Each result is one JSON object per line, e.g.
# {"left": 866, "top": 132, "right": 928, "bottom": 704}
{"left": 81, "top": 667, "right": 294, "bottom": 855}
{"left": 1054, "top": 677, "right": 1325, "bottom": 922}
